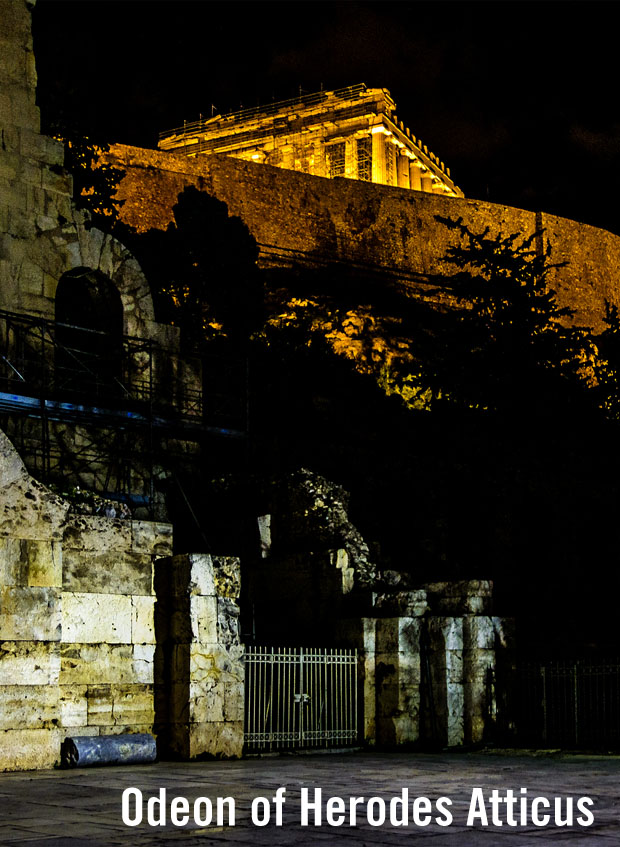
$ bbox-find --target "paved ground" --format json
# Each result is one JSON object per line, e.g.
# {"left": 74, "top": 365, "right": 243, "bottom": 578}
{"left": 1, "top": 751, "right": 620, "bottom": 845}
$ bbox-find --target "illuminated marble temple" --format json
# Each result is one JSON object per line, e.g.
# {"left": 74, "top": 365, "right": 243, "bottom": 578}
{"left": 158, "top": 84, "right": 463, "bottom": 198}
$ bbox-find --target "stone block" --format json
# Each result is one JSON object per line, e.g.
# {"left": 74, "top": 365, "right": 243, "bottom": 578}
{"left": 59, "top": 685, "right": 88, "bottom": 728}
{"left": 20, "top": 128, "right": 64, "bottom": 166}
{"left": 375, "top": 618, "right": 400, "bottom": 654}
{"left": 170, "top": 594, "right": 217, "bottom": 643}
{"left": 0, "top": 586, "right": 61, "bottom": 641}
{"left": 131, "top": 596, "right": 155, "bottom": 644}
{"left": 446, "top": 649, "right": 463, "bottom": 683}
{"left": 179, "top": 720, "right": 244, "bottom": 759}
{"left": 217, "top": 596, "right": 240, "bottom": 646}
{"left": 62, "top": 516, "right": 132, "bottom": 554}
{"left": 86, "top": 684, "right": 153, "bottom": 728}
{"left": 0, "top": 728, "right": 60, "bottom": 772}
{"left": 62, "top": 550, "right": 153, "bottom": 595}
{"left": 429, "top": 617, "right": 463, "bottom": 652}
{"left": 0, "top": 684, "right": 58, "bottom": 730}
{"left": 26, "top": 539, "right": 62, "bottom": 587}
{"left": 398, "top": 617, "right": 421, "bottom": 651}
{"left": 185, "top": 679, "right": 224, "bottom": 724}
{"left": 131, "top": 521, "right": 173, "bottom": 557}
{"left": 0, "top": 640, "right": 60, "bottom": 685}
{"left": 397, "top": 651, "right": 422, "bottom": 686}
{"left": 373, "top": 591, "right": 428, "bottom": 617}
{"left": 132, "top": 644, "right": 155, "bottom": 684}
{"left": 224, "top": 679, "right": 245, "bottom": 723}
{"left": 213, "top": 556, "right": 241, "bottom": 600}
{"left": 60, "top": 643, "right": 136, "bottom": 685}
{"left": 463, "top": 616, "right": 495, "bottom": 650}
{"left": 170, "top": 553, "right": 215, "bottom": 597}
{"left": 61, "top": 592, "right": 132, "bottom": 643}
{"left": 425, "top": 580, "right": 493, "bottom": 616}
{"left": 41, "top": 163, "right": 71, "bottom": 196}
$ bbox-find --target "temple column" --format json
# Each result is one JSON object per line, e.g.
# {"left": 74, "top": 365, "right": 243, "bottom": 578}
{"left": 371, "top": 131, "right": 386, "bottom": 184}
{"left": 409, "top": 161, "right": 423, "bottom": 191}
{"left": 420, "top": 172, "right": 433, "bottom": 193}
{"left": 397, "top": 153, "right": 410, "bottom": 188}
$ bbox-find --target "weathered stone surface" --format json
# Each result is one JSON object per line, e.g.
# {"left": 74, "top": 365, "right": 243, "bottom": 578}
{"left": 0, "top": 684, "right": 59, "bottom": 730}
{"left": 131, "top": 596, "right": 155, "bottom": 644}
{"left": 425, "top": 581, "right": 493, "bottom": 616}
{"left": 60, "top": 643, "right": 136, "bottom": 685}
{"left": 59, "top": 685, "right": 88, "bottom": 728}
{"left": 132, "top": 521, "right": 173, "bottom": 558}
{"left": 213, "top": 556, "right": 241, "bottom": 600}
{"left": 0, "top": 640, "right": 60, "bottom": 685}
{"left": 180, "top": 720, "right": 244, "bottom": 759}
{"left": 0, "top": 586, "right": 61, "bottom": 640}
{"left": 0, "top": 728, "right": 60, "bottom": 772}
{"left": 132, "top": 644, "right": 155, "bottom": 684}
{"left": 373, "top": 590, "right": 428, "bottom": 618}
{"left": 0, "top": 537, "right": 62, "bottom": 587}
{"left": 86, "top": 684, "right": 154, "bottom": 728}
{"left": 170, "top": 553, "right": 215, "bottom": 597}
{"left": 61, "top": 592, "right": 132, "bottom": 643}
{"left": 62, "top": 516, "right": 132, "bottom": 554}
{"left": 62, "top": 550, "right": 153, "bottom": 595}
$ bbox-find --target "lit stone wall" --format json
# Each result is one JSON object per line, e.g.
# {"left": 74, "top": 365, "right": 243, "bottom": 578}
{"left": 0, "top": 427, "right": 173, "bottom": 771}
{"left": 337, "top": 583, "right": 512, "bottom": 748}
{"left": 106, "top": 144, "right": 620, "bottom": 334}
{"left": 154, "top": 553, "right": 245, "bottom": 759}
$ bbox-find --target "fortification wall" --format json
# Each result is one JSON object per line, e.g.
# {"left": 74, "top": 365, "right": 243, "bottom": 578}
{"left": 106, "top": 144, "right": 620, "bottom": 334}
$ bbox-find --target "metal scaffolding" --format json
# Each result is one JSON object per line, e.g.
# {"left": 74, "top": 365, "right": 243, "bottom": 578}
{"left": 0, "top": 309, "right": 246, "bottom": 516}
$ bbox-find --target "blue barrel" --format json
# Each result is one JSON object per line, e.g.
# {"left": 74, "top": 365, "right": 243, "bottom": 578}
{"left": 61, "top": 733, "right": 157, "bottom": 768}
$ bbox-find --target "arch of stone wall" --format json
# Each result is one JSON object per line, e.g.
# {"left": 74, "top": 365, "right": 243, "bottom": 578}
{"left": 28, "top": 213, "right": 156, "bottom": 340}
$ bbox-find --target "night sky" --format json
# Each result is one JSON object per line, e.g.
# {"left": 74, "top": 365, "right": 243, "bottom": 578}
{"left": 32, "top": 2, "right": 620, "bottom": 235}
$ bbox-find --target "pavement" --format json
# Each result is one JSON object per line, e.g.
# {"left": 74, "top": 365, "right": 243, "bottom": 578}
{"left": 1, "top": 750, "right": 620, "bottom": 845}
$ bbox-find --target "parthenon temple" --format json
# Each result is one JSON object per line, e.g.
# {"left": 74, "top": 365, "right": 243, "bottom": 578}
{"left": 158, "top": 84, "right": 463, "bottom": 197}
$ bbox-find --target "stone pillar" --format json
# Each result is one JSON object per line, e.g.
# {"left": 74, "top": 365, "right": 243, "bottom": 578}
{"left": 420, "top": 172, "right": 434, "bottom": 193}
{"left": 426, "top": 617, "right": 464, "bottom": 747}
{"left": 371, "top": 131, "right": 386, "bottom": 184}
{"left": 335, "top": 617, "right": 377, "bottom": 745}
{"left": 409, "top": 161, "right": 423, "bottom": 191}
{"left": 397, "top": 154, "right": 410, "bottom": 188}
{"left": 156, "top": 553, "right": 244, "bottom": 759}
{"left": 375, "top": 617, "right": 422, "bottom": 746}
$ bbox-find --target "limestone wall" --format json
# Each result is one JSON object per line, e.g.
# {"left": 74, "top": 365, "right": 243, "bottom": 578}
{"left": 106, "top": 143, "right": 620, "bottom": 333}
{"left": 0, "top": 428, "right": 173, "bottom": 771}
{"left": 154, "top": 553, "right": 244, "bottom": 759}
{"left": 337, "top": 581, "right": 513, "bottom": 749}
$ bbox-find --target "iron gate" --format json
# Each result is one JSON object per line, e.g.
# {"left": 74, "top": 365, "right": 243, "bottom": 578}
{"left": 518, "top": 656, "right": 620, "bottom": 748}
{"left": 243, "top": 646, "right": 358, "bottom": 751}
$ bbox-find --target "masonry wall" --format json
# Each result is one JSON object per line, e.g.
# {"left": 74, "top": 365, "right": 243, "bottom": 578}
{"left": 106, "top": 143, "right": 620, "bottom": 334}
{"left": 0, "top": 428, "right": 174, "bottom": 771}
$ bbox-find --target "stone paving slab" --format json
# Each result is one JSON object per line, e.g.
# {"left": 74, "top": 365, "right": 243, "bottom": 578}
{"left": 1, "top": 752, "right": 620, "bottom": 845}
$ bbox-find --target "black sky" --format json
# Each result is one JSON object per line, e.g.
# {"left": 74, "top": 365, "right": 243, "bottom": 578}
{"left": 32, "top": 1, "right": 620, "bottom": 235}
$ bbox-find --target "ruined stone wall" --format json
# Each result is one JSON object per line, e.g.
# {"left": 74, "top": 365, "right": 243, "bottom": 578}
{"left": 338, "top": 582, "right": 513, "bottom": 749}
{"left": 106, "top": 143, "right": 620, "bottom": 333}
{"left": 154, "top": 553, "right": 244, "bottom": 760}
{"left": 0, "top": 427, "right": 174, "bottom": 770}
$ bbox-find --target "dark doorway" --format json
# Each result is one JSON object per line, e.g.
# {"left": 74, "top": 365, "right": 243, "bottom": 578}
{"left": 55, "top": 268, "right": 123, "bottom": 398}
